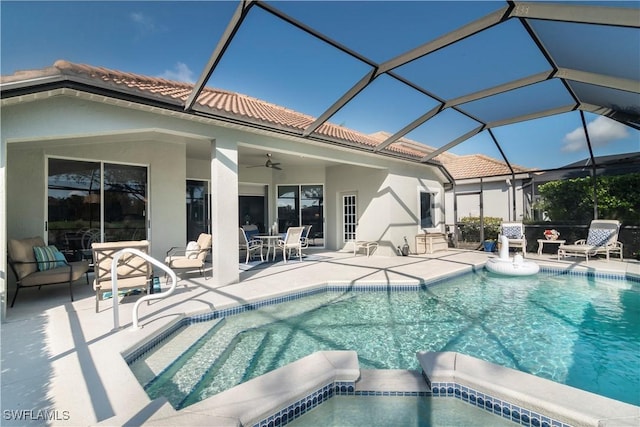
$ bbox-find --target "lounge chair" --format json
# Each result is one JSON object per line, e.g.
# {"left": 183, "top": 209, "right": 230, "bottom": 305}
{"left": 165, "top": 233, "right": 212, "bottom": 278}
{"left": 92, "top": 240, "right": 152, "bottom": 312}
{"left": 498, "top": 222, "right": 527, "bottom": 257}
{"left": 353, "top": 240, "right": 379, "bottom": 256}
{"left": 239, "top": 227, "right": 264, "bottom": 264}
{"left": 557, "top": 220, "right": 623, "bottom": 263}
{"left": 7, "top": 236, "right": 90, "bottom": 307}
{"left": 275, "top": 226, "right": 305, "bottom": 263}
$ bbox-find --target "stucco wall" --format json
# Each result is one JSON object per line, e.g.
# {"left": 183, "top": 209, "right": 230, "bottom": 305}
{"left": 2, "top": 96, "right": 196, "bottom": 263}
{"left": 326, "top": 163, "right": 443, "bottom": 256}
{"left": 7, "top": 139, "right": 186, "bottom": 263}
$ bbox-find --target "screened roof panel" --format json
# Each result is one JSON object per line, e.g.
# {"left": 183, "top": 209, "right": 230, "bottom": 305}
{"left": 320, "top": 74, "right": 439, "bottom": 136}
{"left": 393, "top": 19, "right": 551, "bottom": 100}
{"left": 449, "top": 131, "right": 506, "bottom": 162}
{"left": 570, "top": 82, "right": 640, "bottom": 122}
{"left": 188, "top": 0, "right": 638, "bottom": 178}
{"left": 530, "top": 20, "right": 640, "bottom": 81}
{"left": 490, "top": 112, "right": 593, "bottom": 170}
{"left": 459, "top": 79, "right": 575, "bottom": 124}
{"left": 405, "top": 108, "right": 482, "bottom": 149}
{"left": 581, "top": 112, "right": 640, "bottom": 158}
{"left": 269, "top": 1, "right": 502, "bottom": 63}
{"left": 207, "top": 6, "right": 371, "bottom": 118}
{"left": 3, "top": 0, "right": 636, "bottom": 180}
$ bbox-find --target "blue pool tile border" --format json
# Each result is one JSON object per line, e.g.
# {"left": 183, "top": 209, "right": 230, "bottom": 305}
{"left": 251, "top": 379, "right": 573, "bottom": 427}
{"left": 251, "top": 382, "right": 341, "bottom": 427}
{"left": 538, "top": 266, "right": 639, "bottom": 283}
{"left": 430, "top": 381, "right": 572, "bottom": 427}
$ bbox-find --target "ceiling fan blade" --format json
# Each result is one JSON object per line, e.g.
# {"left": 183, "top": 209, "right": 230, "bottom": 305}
{"left": 272, "top": 164, "right": 282, "bottom": 170}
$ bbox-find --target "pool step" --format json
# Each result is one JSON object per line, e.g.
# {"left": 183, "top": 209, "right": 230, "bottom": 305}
{"left": 130, "top": 318, "right": 223, "bottom": 388}
{"left": 143, "top": 320, "right": 231, "bottom": 404}
{"left": 143, "top": 325, "right": 269, "bottom": 409}
{"left": 177, "top": 330, "right": 272, "bottom": 408}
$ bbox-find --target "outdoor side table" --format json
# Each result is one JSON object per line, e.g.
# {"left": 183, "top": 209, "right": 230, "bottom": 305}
{"left": 537, "top": 239, "right": 566, "bottom": 255}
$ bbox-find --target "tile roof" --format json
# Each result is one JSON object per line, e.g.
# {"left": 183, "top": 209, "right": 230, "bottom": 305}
{"left": 441, "top": 154, "right": 530, "bottom": 180}
{"left": 368, "top": 131, "right": 530, "bottom": 179}
{"left": 3, "top": 60, "right": 426, "bottom": 159}
{"left": 1, "top": 60, "right": 529, "bottom": 180}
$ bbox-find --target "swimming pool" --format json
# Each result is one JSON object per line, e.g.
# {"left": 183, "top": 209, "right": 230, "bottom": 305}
{"left": 132, "top": 270, "right": 640, "bottom": 409}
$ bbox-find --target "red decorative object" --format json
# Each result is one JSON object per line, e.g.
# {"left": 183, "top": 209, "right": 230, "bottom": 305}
{"left": 544, "top": 229, "right": 560, "bottom": 240}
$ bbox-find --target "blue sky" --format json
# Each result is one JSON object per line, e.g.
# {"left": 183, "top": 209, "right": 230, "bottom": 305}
{"left": 2, "top": 1, "right": 638, "bottom": 170}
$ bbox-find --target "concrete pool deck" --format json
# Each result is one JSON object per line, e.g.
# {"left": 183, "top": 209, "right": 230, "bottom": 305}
{"left": 1, "top": 249, "right": 639, "bottom": 426}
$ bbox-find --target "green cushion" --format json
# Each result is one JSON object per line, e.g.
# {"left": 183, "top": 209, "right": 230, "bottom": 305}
{"left": 33, "top": 245, "right": 65, "bottom": 271}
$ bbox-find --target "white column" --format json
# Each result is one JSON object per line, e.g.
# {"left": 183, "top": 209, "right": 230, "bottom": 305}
{"left": 210, "top": 138, "right": 239, "bottom": 286}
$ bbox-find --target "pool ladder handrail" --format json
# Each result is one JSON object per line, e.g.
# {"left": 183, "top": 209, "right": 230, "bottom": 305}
{"left": 110, "top": 248, "right": 178, "bottom": 331}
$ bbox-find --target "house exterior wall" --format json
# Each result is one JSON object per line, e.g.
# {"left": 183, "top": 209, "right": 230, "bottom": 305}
{"left": 1, "top": 92, "right": 447, "bottom": 301}
{"left": 3, "top": 96, "right": 192, "bottom": 263}
{"left": 326, "top": 163, "right": 443, "bottom": 256}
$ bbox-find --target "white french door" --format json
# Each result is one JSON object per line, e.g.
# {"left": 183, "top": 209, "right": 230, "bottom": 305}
{"left": 342, "top": 193, "right": 357, "bottom": 245}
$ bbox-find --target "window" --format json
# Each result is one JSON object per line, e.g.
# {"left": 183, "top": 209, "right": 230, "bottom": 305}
{"left": 420, "top": 191, "right": 435, "bottom": 229}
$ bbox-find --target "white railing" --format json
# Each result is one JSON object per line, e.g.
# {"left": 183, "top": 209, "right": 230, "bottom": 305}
{"left": 110, "top": 248, "right": 177, "bottom": 331}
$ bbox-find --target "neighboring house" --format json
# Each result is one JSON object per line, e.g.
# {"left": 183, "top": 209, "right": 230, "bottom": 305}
{"left": 441, "top": 154, "right": 531, "bottom": 226}
{"left": 1, "top": 60, "right": 451, "bottom": 296}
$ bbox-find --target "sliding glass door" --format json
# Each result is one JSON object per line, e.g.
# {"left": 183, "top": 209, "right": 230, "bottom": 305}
{"left": 277, "top": 184, "right": 324, "bottom": 246}
{"left": 47, "top": 158, "right": 147, "bottom": 260}
{"left": 103, "top": 163, "right": 147, "bottom": 241}
{"left": 187, "top": 180, "right": 210, "bottom": 241}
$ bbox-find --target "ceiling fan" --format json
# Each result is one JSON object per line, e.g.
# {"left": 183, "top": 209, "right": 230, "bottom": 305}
{"left": 247, "top": 153, "right": 282, "bottom": 170}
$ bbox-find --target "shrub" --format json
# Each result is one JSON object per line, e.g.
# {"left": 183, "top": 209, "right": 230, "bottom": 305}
{"left": 458, "top": 216, "right": 502, "bottom": 242}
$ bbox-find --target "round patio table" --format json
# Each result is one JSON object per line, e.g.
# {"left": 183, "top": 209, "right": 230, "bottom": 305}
{"left": 255, "top": 235, "right": 281, "bottom": 261}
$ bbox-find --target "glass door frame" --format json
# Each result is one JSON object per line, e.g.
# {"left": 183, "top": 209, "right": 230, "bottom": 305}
{"left": 46, "top": 156, "right": 149, "bottom": 254}
{"left": 276, "top": 183, "right": 325, "bottom": 248}
{"left": 186, "top": 179, "right": 211, "bottom": 241}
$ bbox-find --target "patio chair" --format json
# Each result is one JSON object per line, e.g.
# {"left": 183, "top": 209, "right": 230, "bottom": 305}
{"left": 557, "top": 220, "right": 622, "bottom": 263}
{"left": 164, "top": 233, "right": 212, "bottom": 279}
{"left": 239, "top": 227, "right": 264, "bottom": 264}
{"left": 7, "top": 236, "right": 90, "bottom": 307}
{"left": 498, "top": 222, "right": 527, "bottom": 257}
{"left": 275, "top": 226, "right": 305, "bottom": 263}
{"left": 300, "top": 225, "right": 313, "bottom": 249}
{"left": 91, "top": 240, "right": 152, "bottom": 312}
{"left": 242, "top": 224, "right": 260, "bottom": 241}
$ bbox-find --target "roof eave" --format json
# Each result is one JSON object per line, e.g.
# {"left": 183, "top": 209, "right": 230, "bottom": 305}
{"left": 2, "top": 77, "right": 445, "bottom": 172}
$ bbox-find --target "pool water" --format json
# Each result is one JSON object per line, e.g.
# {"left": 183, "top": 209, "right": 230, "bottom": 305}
{"left": 287, "top": 396, "right": 515, "bottom": 427}
{"left": 135, "top": 271, "right": 640, "bottom": 409}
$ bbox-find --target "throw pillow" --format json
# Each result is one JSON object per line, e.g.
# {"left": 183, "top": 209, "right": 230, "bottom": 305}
{"left": 185, "top": 241, "right": 200, "bottom": 259}
{"left": 586, "top": 228, "right": 613, "bottom": 247}
{"left": 502, "top": 226, "right": 522, "bottom": 239}
{"left": 53, "top": 250, "right": 68, "bottom": 267}
{"left": 33, "top": 245, "right": 63, "bottom": 271}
